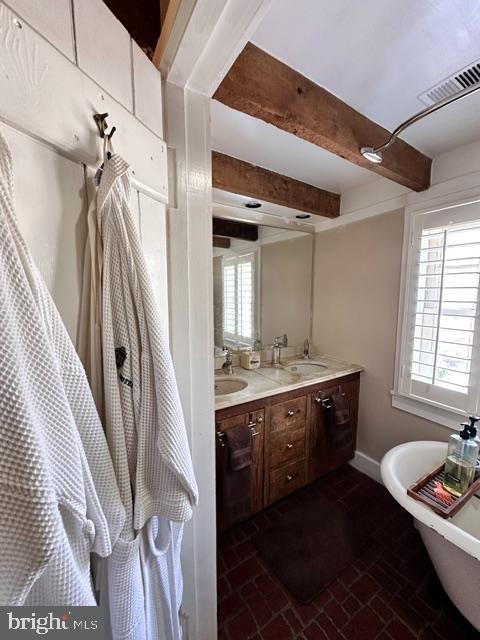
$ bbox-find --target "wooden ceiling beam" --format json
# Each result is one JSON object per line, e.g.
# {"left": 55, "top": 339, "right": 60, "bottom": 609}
{"left": 213, "top": 236, "right": 231, "bottom": 249}
{"left": 214, "top": 43, "right": 431, "bottom": 192}
{"left": 152, "top": 0, "right": 181, "bottom": 68}
{"left": 213, "top": 218, "right": 258, "bottom": 242}
{"left": 213, "top": 152, "right": 340, "bottom": 218}
{"left": 160, "top": 0, "right": 170, "bottom": 27}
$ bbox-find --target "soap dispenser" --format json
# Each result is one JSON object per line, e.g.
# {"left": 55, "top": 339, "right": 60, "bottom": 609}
{"left": 466, "top": 416, "right": 480, "bottom": 479}
{"left": 443, "top": 423, "right": 479, "bottom": 496}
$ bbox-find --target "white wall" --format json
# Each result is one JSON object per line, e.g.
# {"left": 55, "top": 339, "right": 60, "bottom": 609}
{"left": 312, "top": 135, "right": 480, "bottom": 470}
{"left": 261, "top": 234, "right": 313, "bottom": 346}
{"left": 212, "top": 229, "right": 313, "bottom": 349}
{"left": 312, "top": 211, "right": 449, "bottom": 465}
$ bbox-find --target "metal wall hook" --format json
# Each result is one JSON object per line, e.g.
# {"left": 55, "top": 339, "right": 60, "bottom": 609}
{"left": 93, "top": 113, "right": 116, "bottom": 140}
{"left": 93, "top": 112, "right": 108, "bottom": 138}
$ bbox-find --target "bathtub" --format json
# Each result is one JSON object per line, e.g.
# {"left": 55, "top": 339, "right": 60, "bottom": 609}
{"left": 381, "top": 441, "right": 480, "bottom": 631}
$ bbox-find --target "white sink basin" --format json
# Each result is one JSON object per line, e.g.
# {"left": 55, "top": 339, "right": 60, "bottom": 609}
{"left": 214, "top": 376, "right": 248, "bottom": 397}
{"left": 284, "top": 361, "right": 328, "bottom": 375}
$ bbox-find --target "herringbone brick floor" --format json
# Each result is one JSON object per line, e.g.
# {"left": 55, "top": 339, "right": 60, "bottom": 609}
{"left": 217, "top": 465, "right": 478, "bottom": 639}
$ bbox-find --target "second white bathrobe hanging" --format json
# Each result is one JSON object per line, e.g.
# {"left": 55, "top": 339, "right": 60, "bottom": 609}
{"left": 82, "top": 153, "right": 198, "bottom": 639}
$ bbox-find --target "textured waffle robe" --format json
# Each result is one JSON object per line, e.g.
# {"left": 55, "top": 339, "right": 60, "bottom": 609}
{"left": 0, "top": 130, "right": 125, "bottom": 606}
{"left": 80, "top": 153, "right": 198, "bottom": 639}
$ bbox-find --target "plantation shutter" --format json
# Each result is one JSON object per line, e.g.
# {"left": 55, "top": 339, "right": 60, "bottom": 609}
{"left": 222, "top": 252, "right": 256, "bottom": 347}
{"left": 399, "top": 200, "right": 480, "bottom": 415}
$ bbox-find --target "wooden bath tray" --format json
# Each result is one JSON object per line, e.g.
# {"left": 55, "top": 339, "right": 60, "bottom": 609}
{"left": 407, "top": 463, "right": 480, "bottom": 518}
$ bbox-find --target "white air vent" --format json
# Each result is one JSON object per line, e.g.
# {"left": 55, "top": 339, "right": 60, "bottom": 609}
{"left": 418, "top": 60, "right": 480, "bottom": 106}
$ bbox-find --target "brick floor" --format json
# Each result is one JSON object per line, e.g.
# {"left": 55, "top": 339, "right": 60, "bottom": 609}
{"left": 217, "top": 465, "right": 478, "bottom": 639}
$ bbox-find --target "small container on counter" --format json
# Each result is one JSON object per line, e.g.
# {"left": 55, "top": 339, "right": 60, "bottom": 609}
{"left": 240, "top": 350, "right": 260, "bottom": 370}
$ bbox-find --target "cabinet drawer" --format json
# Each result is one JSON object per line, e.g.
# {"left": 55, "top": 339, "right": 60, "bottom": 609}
{"left": 270, "top": 428, "right": 306, "bottom": 467}
{"left": 269, "top": 459, "right": 306, "bottom": 504}
{"left": 270, "top": 396, "right": 306, "bottom": 433}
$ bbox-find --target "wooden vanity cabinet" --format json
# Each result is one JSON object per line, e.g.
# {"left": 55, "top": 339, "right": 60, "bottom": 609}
{"left": 215, "top": 372, "right": 360, "bottom": 531}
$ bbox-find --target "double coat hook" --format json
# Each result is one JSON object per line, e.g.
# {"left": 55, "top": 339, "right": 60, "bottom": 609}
{"left": 93, "top": 112, "right": 116, "bottom": 141}
{"left": 93, "top": 113, "right": 116, "bottom": 184}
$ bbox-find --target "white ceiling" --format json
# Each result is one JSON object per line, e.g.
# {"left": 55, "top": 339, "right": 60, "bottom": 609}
{"left": 211, "top": 101, "right": 376, "bottom": 193}
{"left": 251, "top": 0, "right": 480, "bottom": 157}
{"left": 211, "top": 0, "right": 480, "bottom": 198}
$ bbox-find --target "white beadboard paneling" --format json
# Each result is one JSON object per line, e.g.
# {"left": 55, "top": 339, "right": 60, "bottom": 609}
{"left": 5, "top": 0, "right": 75, "bottom": 60}
{"left": 0, "top": 2, "right": 168, "bottom": 203}
{"left": 138, "top": 193, "right": 169, "bottom": 337}
{"left": 2, "top": 124, "right": 87, "bottom": 342}
{"left": 73, "top": 0, "right": 133, "bottom": 111}
{"left": 132, "top": 41, "right": 163, "bottom": 138}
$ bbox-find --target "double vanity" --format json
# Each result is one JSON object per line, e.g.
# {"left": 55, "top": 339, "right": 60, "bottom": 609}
{"left": 212, "top": 221, "right": 363, "bottom": 530}
{"left": 215, "top": 355, "right": 363, "bottom": 531}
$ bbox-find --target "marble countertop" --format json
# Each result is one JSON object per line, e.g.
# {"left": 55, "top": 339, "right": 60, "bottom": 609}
{"left": 214, "top": 354, "right": 364, "bottom": 411}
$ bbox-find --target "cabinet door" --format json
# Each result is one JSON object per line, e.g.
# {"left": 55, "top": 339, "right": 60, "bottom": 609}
{"left": 332, "top": 377, "right": 360, "bottom": 468}
{"left": 308, "top": 386, "right": 337, "bottom": 482}
{"left": 216, "top": 409, "right": 265, "bottom": 531}
{"left": 249, "top": 409, "right": 265, "bottom": 515}
{"left": 309, "top": 379, "right": 359, "bottom": 479}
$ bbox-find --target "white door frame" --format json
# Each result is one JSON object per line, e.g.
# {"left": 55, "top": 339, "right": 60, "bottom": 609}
{"left": 162, "top": 1, "right": 273, "bottom": 638}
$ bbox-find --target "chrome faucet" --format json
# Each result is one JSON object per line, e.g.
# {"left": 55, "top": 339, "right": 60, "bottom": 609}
{"left": 252, "top": 337, "right": 262, "bottom": 351}
{"left": 303, "top": 338, "right": 311, "bottom": 360}
{"left": 275, "top": 334, "right": 288, "bottom": 348}
{"left": 221, "top": 348, "right": 234, "bottom": 375}
{"left": 271, "top": 338, "right": 282, "bottom": 367}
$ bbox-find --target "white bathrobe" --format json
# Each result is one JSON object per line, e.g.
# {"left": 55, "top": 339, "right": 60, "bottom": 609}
{"left": 80, "top": 153, "right": 198, "bottom": 639}
{"left": 0, "top": 131, "right": 125, "bottom": 606}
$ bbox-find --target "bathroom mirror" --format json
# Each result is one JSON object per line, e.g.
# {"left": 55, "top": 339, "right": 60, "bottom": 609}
{"left": 213, "top": 221, "right": 313, "bottom": 353}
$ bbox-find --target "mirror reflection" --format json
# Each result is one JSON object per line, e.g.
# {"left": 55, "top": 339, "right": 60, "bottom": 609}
{"left": 213, "top": 220, "right": 313, "bottom": 353}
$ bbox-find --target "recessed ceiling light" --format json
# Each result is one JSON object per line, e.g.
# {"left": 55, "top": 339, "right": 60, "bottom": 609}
{"left": 296, "top": 214, "right": 311, "bottom": 219}
{"left": 244, "top": 201, "right": 262, "bottom": 209}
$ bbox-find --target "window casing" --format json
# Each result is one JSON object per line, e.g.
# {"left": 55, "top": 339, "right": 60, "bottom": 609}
{"left": 222, "top": 251, "right": 258, "bottom": 348}
{"left": 394, "top": 198, "right": 480, "bottom": 426}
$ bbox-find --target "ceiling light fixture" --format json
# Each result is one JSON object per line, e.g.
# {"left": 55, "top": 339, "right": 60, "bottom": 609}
{"left": 360, "top": 82, "right": 480, "bottom": 164}
{"left": 296, "top": 214, "right": 311, "bottom": 219}
{"left": 244, "top": 201, "right": 262, "bottom": 209}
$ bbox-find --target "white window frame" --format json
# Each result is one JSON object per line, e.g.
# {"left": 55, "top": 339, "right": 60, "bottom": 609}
{"left": 222, "top": 248, "right": 260, "bottom": 349}
{"left": 393, "top": 191, "right": 480, "bottom": 430}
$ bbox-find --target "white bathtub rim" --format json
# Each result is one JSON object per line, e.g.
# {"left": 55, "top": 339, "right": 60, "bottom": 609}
{"left": 381, "top": 441, "right": 480, "bottom": 562}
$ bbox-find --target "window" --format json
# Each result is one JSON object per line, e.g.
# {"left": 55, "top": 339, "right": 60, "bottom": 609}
{"left": 222, "top": 251, "right": 257, "bottom": 348}
{"left": 394, "top": 198, "right": 480, "bottom": 426}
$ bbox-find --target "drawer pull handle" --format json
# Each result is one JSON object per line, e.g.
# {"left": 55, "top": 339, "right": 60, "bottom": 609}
{"left": 286, "top": 443, "right": 293, "bottom": 449}
{"left": 256, "top": 416, "right": 263, "bottom": 423}
{"left": 287, "top": 410, "right": 295, "bottom": 417}
{"left": 286, "top": 473, "right": 298, "bottom": 482}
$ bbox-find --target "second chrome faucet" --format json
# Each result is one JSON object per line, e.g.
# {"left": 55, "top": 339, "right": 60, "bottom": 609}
{"left": 271, "top": 334, "right": 288, "bottom": 366}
